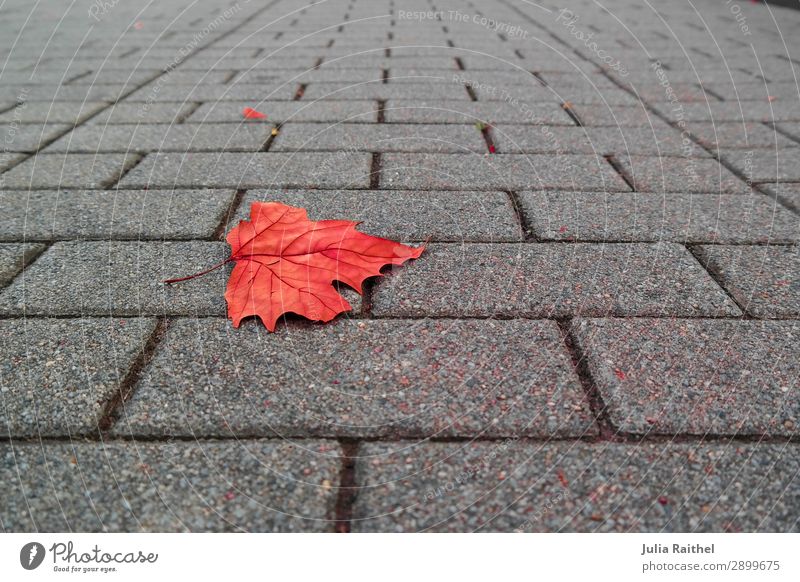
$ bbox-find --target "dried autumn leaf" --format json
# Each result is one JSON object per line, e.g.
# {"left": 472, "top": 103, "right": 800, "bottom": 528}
{"left": 168, "top": 202, "right": 424, "bottom": 331}
{"left": 242, "top": 107, "right": 267, "bottom": 119}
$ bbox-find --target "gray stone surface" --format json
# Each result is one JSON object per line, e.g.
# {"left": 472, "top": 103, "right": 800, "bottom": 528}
{"left": 0, "top": 189, "right": 234, "bottom": 240}
{"left": 761, "top": 182, "right": 800, "bottom": 213}
{"left": 0, "top": 153, "right": 140, "bottom": 188}
{"left": 352, "top": 442, "right": 800, "bottom": 532}
{"left": 0, "top": 318, "right": 155, "bottom": 437}
{"left": 126, "top": 82, "right": 300, "bottom": 102}
{"left": 272, "top": 123, "right": 486, "bottom": 153}
{"left": 45, "top": 124, "right": 272, "bottom": 153}
{"left": 519, "top": 191, "right": 799, "bottom": 243}
{"left": 383, "top": 100, "right": 575, "bottom": 124}
{"left": 0, "top": 122, "right": 71, "bottom": 152}
{"left": 0, "top": 101, "right": 107, "bottom": 124}
{"left": 0, "top": 242, "right": 45, "bottom": 286}
{"left": 120, "top": 152, "right": 372, "bottom": 189}
{"left": 0, "top": 241, "right": 230, "bottom": 315}
{"left": 381, "top": 154, "right": 631, "bottom": 191}
{"left": 0, "top": 440, "right": 342, "bottom": 531}
{"left": 616, "top": 156, "right": 751, "bottom": 193}
{"left": 235, "top": 190, "right": 521, "bottom": 242}
{"left": 372, "top": 243, "right": 740, "bottom": 318}
{"left": 568, "top": 104, "right": 670, "bottom": 127}
{"left": 653, "top": 102, "right": 800, "bottom": 123}
{"left": 301, "top": 82, "right": 470, "bottom": 101}
{"left": 114, "top": 318, "right": 596, "bottom": 438}
{"left": 0, "top": 152, "right": 27, "bottom": 174}
{"left": 186, "top": 100, "right": 377, "bottom": 123}
{"left": 575, "top": 318, "right": 799, "bottom": 435}
{"left": 722, "top": 149, "right": 800, "bottom": 184}
{"left": 697, "top": 245, "right": 800, "bottom": 318}
{"left": 688, "top": 122, "right": 796, "bottom": 151}
{"left": 90, "top": 102, "right": 198, "bottom": 124}
{"left": 491, "top": 125, "right": 695, "bottom": 156}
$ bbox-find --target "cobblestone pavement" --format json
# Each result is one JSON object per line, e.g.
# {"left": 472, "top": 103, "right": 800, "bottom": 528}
{"left": 1, "top": 0, "right": 799, "bottom": 532}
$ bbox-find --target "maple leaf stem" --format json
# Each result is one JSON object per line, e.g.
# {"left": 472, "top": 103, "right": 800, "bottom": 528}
{"left": 163, "top": 257, "right": 234, "bottom": 284}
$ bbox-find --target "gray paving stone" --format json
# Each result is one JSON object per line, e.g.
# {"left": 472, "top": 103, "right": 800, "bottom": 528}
{"left": 352, "top": 441, "right": 800, "bottom": 532}
{"left": 272, "top": 123, "right": 485, "bottom": 153}
{"left": 688, "top": 122, "right": 796, "bottom": 151}
{"left": 384, "top": 100, "right": 576, "bottom": 125}
{"left": 616, "top": 155, "right": 751, "bottom": 193}
{"left": 90, "top": 102, "right": 198, "bottom": 124}
{"left": 187, "top": 100, "right": 377, "bottom": 123}
{"left": 0, "top": 152, "right": 26, "bottom": 174}
{"left": 0, "top": 153, "right": 140, "bottom": 188}
{"left": 0, "top": 101, "right": 107, "bottom": 124}
{"left": 45, "top": 124, "right": 271, "bottom": 153}
{"left": 575, "top": 318, "right": 799, "bottom": 435}
{"left": 479, "top": 84, "right": 640, "bottom": 106}
{"left": 697, "top": 245, "right": 800, "bottom": 318}
{"left": 520, "top": 191, "right": 799, "bottom": 243}
{"left": 0, "top": 122, "right": 71, "bottom": 152}
{"left": 775, "top": 122, "right": 800, "bottom": 143}
{"left": 569, "top": 104, "right": 671, "bottom": 127}
{"left": 371, "top": 243, "right": 740, "bottom": 318}
{"left": 0, "top": 318, "right": 155, "bottom": 437}
{"left": 0, "top": 241, "right": 229, "bottom": 315}
{"left": 722, "top": 149, "right": 800, "bottom": 184}
{"left": 235, "top": 190, "right": 521, "bottom": 242}
{"left": 0, "top": 189, "right": 234, "bottom": 240}
{"left": 760, "top": 182, "right": 800, "bottom": 213}
{"left": 114, "top": 318, "right": 596, "bottom": 439}
{"left": 381, "top": 153, "right": 630, "bottom": 191}
{"left": 301, "top": 82, "right": 470, "bottom": 101}
{"left": 491, "top": 125, "right": 696, "bottom": 156}
{"left": 0, "top": 440, "right": 341, "bottom": 531}
{"left": 126, "top": 82, "right": 299, "bottom": 102}
{"left": 652, "top": 102, "right": 800, "bottom": 123}
{"left": 0, "top": 243, "right": 45, "bottom": 286}
{"left": 120, "top": 152, "right": 371, "bottom": 189}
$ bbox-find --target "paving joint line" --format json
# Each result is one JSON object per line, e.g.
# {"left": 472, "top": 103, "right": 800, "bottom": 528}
{"left": 334, "top": 439, "right": 359, "bottom": 533}
{"left": 686, "top": 243, "right": 751, "bottom": 317}
{"left": 97, "top": 317, "right": 170, "bottom": 433}
{"left": 212, "top": 188, "right": 247, "bottom": 240}
{"left": 604, "top": 154, "right": 636, "bottom": 190}
{"left": 555, "top": 318, "right": 620, "bottom": 442}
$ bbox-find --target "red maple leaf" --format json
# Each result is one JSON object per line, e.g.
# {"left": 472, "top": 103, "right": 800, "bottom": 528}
{"left": 242, "top": 107, "right": 267, "bottom": 119}
{"left": 167, "top": 202, "right": 424, "bottom": 331}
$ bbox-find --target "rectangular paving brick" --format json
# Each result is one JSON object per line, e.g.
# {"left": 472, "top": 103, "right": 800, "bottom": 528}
{"left": 575, "top": 318, "right": 799, "bottom": 435}
{"left": 616, "top": 155, "right": 751, "bottom": 193}
{"left": 722, "top": 149, "right": 800, "bottom": 183}
{"left": 0, "top": 440, "right": 341, "bottom": 531}
{"left": 384, "top": 100, "right": 576, "bottom": 125}
{"left": 352, "top": 441, "right": 800, "bottom": 532}
{"left": 0, "top": 243, "right": 44, "bottom": 286}
{"left": 235, "top": 189, "right": 521, "bottom": 242}
{"left": 45, "top": 124, "right": 272, "bottom": 153}
{"left": 89, "top": 102, "right": 198, "bottom": 124}
{"left": 0, "top": 153, "right": 140, "bottom": 188}
{"left": 371, "top": 243, "right": 740, "bottom": 318}
{"left": 0, "top": 101, "right": 107, "bottom": 124}
{"left": 301, "top": 82, "right": 470, "bottom": 100}
{"left": 0, "top": 318, "right": 155, "bottom": 437}
{"left": 688, "top": 121, "right": 797, "bottom": 151}
{"left": 761, "top": 182, "right": 800, "bottom": 213}
{"left": 696, "top": 245, "right": 800, "bottom": 318}
{"left": 380, "top": 154, "right": 630, "bottom": 191}
{"left": 491, "top": 125, "right": 694, "bottom": 156}
{"left": 0, "top": 241, "right": 229, "bottom": 315}
{"left": 519, "top": 191, "right": 799, "bottom": 243}
{"left": 120, "top": 152, "right": 372, "bottom": 189}
{"left": 126, "top": 82, "right": 299, "bottom": 102}
{"left": 186, "top": 100, "right": 377, "bottom": 123}
{"left": 653, "top": 102, "right": 800, "bottom": 123}
{"left": 0, "top": 121, "right": 71, "bottom": 152}
{"left": 114, "top": 318, "right": 596, "bottom": 439}
{"left": 272, "top": 123, "right": 486, "bottom": 153}
{"left": 0, "top": 189, "right": 234, "bottom": 240}
{"left": 569, "top": 104, "right": 671, "bottom": 127}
